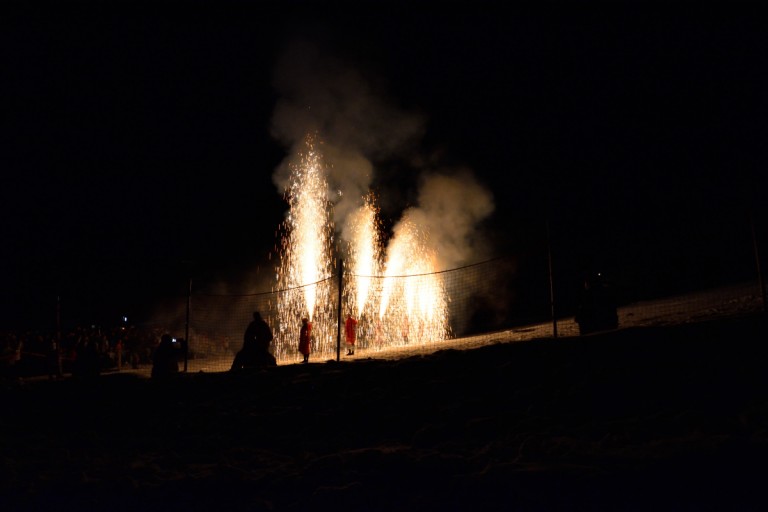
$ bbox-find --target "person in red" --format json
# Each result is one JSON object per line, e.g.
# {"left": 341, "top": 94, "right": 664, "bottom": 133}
{"left": 298, "top": 318, "right": 312, "bottom": 364}
{"left": 345, "top": 314, "right": 358, "bottom": 356}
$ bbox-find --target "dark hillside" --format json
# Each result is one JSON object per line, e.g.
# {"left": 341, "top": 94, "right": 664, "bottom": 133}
{"left": 2, "top": 314, "right": 767, "bottom": 511}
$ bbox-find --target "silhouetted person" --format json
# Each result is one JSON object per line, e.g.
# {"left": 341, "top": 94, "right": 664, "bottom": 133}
{"left": 151, "top": 334, "right": 180, "bottom": 379}
{"left": 231, "top": 311, "right": 276, "bottom": 371}
{"left": 345, "top": 314, "right": 357, "bottom": 356}
{"left": 575, "top": 273, "right": 619, "bottom": 335}
{"left": 125, "top": 333, "right": 141, "bottom": 369}
{"left": 46, "top": 336, "right": 63, "bottom": 380}
{"left": 73, "top": 336, "right": 100, "bottom": 379}
{"left": 298, "top": 318, "right": 312, "bottom": 364}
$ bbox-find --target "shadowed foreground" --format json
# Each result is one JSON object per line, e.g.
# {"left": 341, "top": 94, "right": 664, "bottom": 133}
{"left": 2, "top": 314, "right": 767, "bottom": 511}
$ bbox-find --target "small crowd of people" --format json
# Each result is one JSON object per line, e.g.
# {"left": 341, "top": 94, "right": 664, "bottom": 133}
{"left": 2, "top": 309, "right": 363, "bottom": 383}
{"left": 1, "top": 324, "right": 169, "bottom": 382}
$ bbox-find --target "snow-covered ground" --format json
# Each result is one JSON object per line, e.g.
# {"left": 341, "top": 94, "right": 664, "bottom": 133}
{"left": 154, "top": 281, "right": 766, "bottom": 374}
{"left": 304, "top": 281, "right": 764, "bottom": 361}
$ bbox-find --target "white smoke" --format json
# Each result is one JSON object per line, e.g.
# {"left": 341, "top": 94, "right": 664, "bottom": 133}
{"left": 269, "top": 38, "right": 495, "bottom": 267}
{"left": 269, "top": 38, "right": 425, "bottom": 235}
{"left": 407, "top": 168, "right": 495, "bottom": 270}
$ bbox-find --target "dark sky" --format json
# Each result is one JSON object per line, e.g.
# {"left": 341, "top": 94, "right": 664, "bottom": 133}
{"left": 2, "top": 1, "right": 766, "bottom": 330}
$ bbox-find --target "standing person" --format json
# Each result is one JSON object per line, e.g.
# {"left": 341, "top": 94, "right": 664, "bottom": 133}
{"left": 298, "top": 318, "right": 312, "bottom": 364}
{"left": 125, "top": 331, "right": 141, "bottom": 369}
{"left": 575, "top": 272, "right": 619, "bottom": 336}
{"left": 46, "top": 335, "right": 63, "bottom": 380}
{"left": 345, "top": 314, "right": 358, "bottom": 356}
{"left": 73, "top": 334, "right": 101, "bottom": 379}
{"left": 231, "top": 311, "right": 275, "bottom": 371}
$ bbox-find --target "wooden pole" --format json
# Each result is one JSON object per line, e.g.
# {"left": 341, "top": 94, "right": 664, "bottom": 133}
{"left": 751, "top": 213, "right": 767, "bottom": 313}
{"left": 184, "top": 276, "right": 191, "bottom": 372}
{"left": 336, "top": 258, "right": 343, "bottom": 361}
{"left": 547, "top": 221, "right": 558, "bottom": 338}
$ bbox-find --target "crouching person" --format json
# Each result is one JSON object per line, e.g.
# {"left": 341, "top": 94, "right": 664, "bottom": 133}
{"left": 151, "top": 334, "right": 180, "bottom": 379}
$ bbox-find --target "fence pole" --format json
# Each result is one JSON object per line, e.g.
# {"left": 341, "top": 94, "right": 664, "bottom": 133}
{"left": 751, "top": 213, "right": 767, "bottom": 313}
{"left": 56, "top": 295, "right": 61, "bottom": 343}
{"left": 184, "top": 276, "right": 191, "bottom": 372}
{"left": 547, "top": 221, "right": 558, "bottom": 338}
{"left": 336, "top": 258, "right": 343, "bottom": 361}
{"left": 56, "top": 295, "right": 63, "bottom": 376}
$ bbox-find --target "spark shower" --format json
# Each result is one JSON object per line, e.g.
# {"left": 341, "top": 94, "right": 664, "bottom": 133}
{"left": 270, "top": 135, "right": 451, "bottom": 363}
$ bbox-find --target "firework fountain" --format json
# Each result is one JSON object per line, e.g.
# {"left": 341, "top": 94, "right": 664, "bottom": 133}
{"left": 375, "top": 213, "right": 451, "bottom": 347}
{"left": 271, "top": 135, "right": 452, "bottom": 363}
{"left": 272, "top": 135, "right": 336, "bottom": 362}
{"left": 343, "top": 193, "right": 381, "bottom": 319}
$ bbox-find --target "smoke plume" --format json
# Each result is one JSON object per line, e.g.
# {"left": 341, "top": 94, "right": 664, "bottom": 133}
{"left": 270, "top": 38, "right": 495, "bottom": 267}
{"left": 407, "top": 169, "right": 495, "bottom": 270}
{"left": 270, "top": 39, "right": 424, "bottom": 226}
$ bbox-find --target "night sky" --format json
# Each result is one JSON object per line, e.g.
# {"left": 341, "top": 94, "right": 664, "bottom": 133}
{"left": 2, "top": 1, "right": 766, "bottom": 330}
